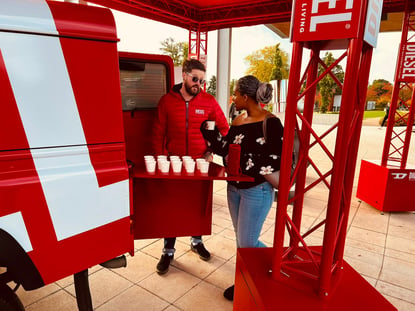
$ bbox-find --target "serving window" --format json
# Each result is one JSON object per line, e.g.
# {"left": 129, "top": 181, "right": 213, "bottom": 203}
{"left": 120, "top": 61, "right": 168, "bottom": 110}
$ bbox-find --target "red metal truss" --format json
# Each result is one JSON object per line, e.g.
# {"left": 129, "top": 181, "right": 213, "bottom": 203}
{"left": 271, "top": 7, "right": 375, "bottom": 302}
{"left": 88, "top": 0, "right": 199, "bottom": 30}
{"left": 195, "top": 1, "right": 292, "bottom": 30}
{"left": 381, "top": 1, "right": 415, "bottom": 169}
{"left": 188, "top": 29, "right": 207, "bottom": 61}
{"left": 88, "top": 0, "right": 291, "bottom": 31}
{"left": 383, "top": 0, "right": 407, "bottom": 13}
{"left": 87, "top": 0, "right": 405, "bottom": 32}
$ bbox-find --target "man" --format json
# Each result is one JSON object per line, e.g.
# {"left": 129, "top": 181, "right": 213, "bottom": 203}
{"left": 152, "top": 59, "right": 229, "bottom": 274}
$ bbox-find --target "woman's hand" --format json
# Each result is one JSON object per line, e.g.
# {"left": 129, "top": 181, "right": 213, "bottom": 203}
{"left": 204, "top": 151, "right": 214, "bottom": 162}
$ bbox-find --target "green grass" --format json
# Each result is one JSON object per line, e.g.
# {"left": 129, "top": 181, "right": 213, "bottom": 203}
{"left": 363, "top": 110, "right": 385, "bottom": 119}
{"left": 315, "top": 110, "right": 385, "bottom": 119}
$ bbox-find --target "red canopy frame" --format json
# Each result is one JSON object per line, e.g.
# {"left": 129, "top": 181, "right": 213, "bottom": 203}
{"left": 87, "top": 0, "right": 405, "bottom": 32}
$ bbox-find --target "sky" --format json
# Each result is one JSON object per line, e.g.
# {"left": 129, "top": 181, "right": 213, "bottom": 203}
{"left": 112, "top": 9, "right": 402, "bottom": 85}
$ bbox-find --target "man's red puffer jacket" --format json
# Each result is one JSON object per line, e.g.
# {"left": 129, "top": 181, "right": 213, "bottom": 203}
{"left": 153, "top": 84, "right": 229, "bottom": 158}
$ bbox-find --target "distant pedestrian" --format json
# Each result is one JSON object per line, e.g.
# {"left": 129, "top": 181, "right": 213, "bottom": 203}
{"left": 381, "top": 102, "right": 390, "bottom": 127}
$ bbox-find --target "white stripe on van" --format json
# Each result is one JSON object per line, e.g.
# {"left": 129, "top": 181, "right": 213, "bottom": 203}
{"left": 0, "top": 17, "right": 129, "bottom": 240}
{"left": 0, "top": 212, "right": 33, "bottom": 252}
{"left": 0, "top": 0, "right": 58, "bottom": 36}
{"left": 31, "top": 146, "right": 130, "bottom": 241}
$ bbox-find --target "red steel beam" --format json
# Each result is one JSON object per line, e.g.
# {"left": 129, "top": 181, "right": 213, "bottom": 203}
{"left": 87, "top": 0, "right": 406, "bottom": 32}
{"left": 87, "top": 0, "right": 292, "bottom": 31}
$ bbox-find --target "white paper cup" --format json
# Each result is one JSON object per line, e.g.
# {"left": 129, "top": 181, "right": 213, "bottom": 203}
{"left": 157, "top": 155, "right": 167, "bottom": 160}
{"left": 159, "top": 160, "right": 170, "bottom": 173}
{"left": 184, "top": 160, "right": 195, "bottom": 173}
{"left": 171, "top": 160, "right": 182, "bottom": 173}
{"left": 196, "top": 158, "right": 206, "bottom": 170}
{"left": 206, "top": 121, "right": 215, "bottom": 130}
{"left": 145, "top": 160, "right": 156, "bottom": 173}
{"left": 183, "top": 158, "right": 194, "bottom": 167}
{"left": 144, "top": 155, "right": 154, "bottom": 161}
{"left": 182, "top": 156, "right": 192, "bottom": 161}
{"left": 199, "top": 161, "right": 210, "bottom": 173}
{"left": 169, "top": 155, "right": 180, "bottom": 161}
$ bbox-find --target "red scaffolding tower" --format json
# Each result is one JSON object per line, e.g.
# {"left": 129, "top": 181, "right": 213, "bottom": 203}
{"left": 188, "top": 28, "right": 208, "bottom": 64}
{"left": 357, "top": 0, "right": 415, "bottom": 212}
{"left": 234, "top": 0, "right": 396, "bottom": 309}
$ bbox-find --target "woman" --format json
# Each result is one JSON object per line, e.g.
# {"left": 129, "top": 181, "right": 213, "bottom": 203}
{"left": 201, "top": 75, "right": 283, "bottom": 301}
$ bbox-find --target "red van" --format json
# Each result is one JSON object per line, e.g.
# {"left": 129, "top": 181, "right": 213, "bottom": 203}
{"left": 0, "top": 1, "right": 174, "bottom": 310}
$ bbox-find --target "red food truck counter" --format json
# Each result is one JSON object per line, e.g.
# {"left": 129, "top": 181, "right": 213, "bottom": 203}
{"left": 131, "top": 162, "right": 253, "bottom": 239}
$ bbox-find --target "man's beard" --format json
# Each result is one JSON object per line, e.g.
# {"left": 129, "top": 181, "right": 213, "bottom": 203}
{"left": 184, "top": 81, "right": 200, "bottom": 96}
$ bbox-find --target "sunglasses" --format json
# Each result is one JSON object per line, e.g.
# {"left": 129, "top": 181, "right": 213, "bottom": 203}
{"left": 186, "top": 72, "right": 205, "bottom": 85}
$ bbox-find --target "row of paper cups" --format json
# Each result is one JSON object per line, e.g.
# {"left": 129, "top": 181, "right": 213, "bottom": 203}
{"left": 144, "top": 155, "right": 210, "bottom": 174}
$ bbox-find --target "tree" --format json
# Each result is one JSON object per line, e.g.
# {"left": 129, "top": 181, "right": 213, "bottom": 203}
{"left": 366, "top": 79, "right": 392, "bottom": 109}
{"left": 159, "top": 37, "right": 188, "bottom": 66}
{"left": 269, "top": 44, "right": 290, "bottom": 112}
{"left": 317, "top": 52, "right": 344, "bottom": 113}
{"left": 207, "top": 75, "right": 217, "bottom": 97}
{"left": 244, "top": 45, "right": 289, "bottom": 82}
{"left": 269, "top": 44, "right": 289, "bottom": 81}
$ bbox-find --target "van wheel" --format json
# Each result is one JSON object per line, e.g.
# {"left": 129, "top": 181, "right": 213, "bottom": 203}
{"left": 0, "top": 284, "right": 25, "bottom": 311}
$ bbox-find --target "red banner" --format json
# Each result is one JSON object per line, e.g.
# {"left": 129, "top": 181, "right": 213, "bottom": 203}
{"left": 291, "top": 0, "right": 362, "bottom": 42}
{"left": 396, "top": 43, "right": 415, "bottom": 82}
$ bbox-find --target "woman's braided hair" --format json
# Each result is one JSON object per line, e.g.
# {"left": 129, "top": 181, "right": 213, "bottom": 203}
{"left": 236, "top": 75, "right": 273, "bottom": 104}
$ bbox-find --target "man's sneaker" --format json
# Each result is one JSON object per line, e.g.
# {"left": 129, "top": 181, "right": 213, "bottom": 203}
{"left": 191, "top": 242, "right": 211, "bottom": 261}
{"left": 223, "top": 285, "right": 235, "bottom": 301}
{"left": 156, "top": 254, "right": 173, "bottom": 275}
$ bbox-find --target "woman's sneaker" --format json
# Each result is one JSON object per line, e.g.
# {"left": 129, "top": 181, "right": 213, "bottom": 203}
{"left": 223, "top": 285, "right": 235, "bottom": 301}
{"left": 156, "top": 254, "right": 173, "bottom": 275}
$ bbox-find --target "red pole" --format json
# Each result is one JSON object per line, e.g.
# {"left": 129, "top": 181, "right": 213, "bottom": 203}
{"left": 335, "top": 42, "right": 373, "bottom": 264}
{"left": 381, "top": 80, "right": 400, "bottom": 166}
{"left": 272, "top": 41, "right": 303, "bottom": 280}
{"left": 289, "top": 47, "right": 319, "bottom": 251}
{"left": 318, "top": 36, "right": 364, "bottom": 298}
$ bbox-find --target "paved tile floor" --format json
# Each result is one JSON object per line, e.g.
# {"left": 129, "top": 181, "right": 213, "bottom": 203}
{"left": 13, "top": 123, "right": 415, "bottom": 310}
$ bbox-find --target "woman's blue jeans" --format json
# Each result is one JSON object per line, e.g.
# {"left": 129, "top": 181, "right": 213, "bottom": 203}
{"left": 227, "top": 182, "right": 274, "bottom": 248}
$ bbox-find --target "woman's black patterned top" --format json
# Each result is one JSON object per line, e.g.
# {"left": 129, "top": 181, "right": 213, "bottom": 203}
{"left": 203, "top": 117, "right": 283, "bottom": 189}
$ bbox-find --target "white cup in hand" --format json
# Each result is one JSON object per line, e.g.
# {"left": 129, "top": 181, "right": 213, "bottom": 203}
{"left": 205, "top": 121, "right": 215, "bottom": 130}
